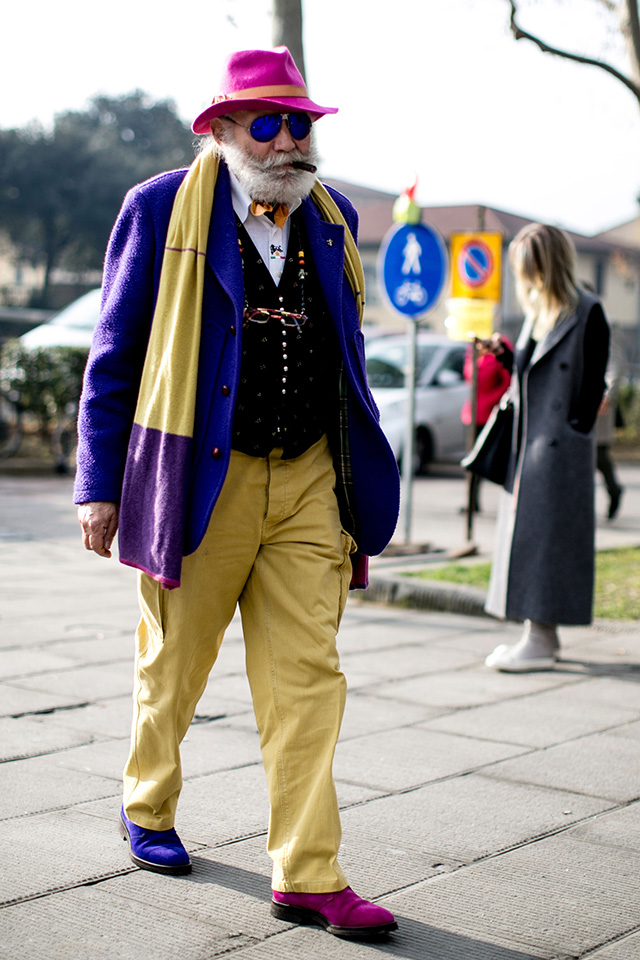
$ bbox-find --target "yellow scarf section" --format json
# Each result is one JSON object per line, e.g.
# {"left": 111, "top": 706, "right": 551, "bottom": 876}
{"left": 133, "top": 148, "right": 365, "bottom": 440}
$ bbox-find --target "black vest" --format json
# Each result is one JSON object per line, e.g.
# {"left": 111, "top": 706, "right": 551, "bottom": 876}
{"left": 231, "top": 212, "right": 340, "bottom": 458}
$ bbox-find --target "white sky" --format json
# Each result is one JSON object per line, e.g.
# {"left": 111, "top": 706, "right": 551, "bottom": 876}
{"left": 3, "top": 0, "right": 640, "bottom": 236}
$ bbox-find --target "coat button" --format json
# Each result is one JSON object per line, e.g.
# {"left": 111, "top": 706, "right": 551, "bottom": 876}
{"left": 547, "top": 438, "right": 558, "bottom": 446}
{"left": 230, "top": 325, "right": 237, "bottom": 335}
{"left": 211, "top": 447, "right": 222, "bottom": 459}
{"left": 221, "top": 385, "right": 230, "bottom": 396}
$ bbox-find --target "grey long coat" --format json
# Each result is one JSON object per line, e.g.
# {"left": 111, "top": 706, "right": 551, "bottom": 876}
{"left": 486, "top": 291, "right": 609, "bottom": 625}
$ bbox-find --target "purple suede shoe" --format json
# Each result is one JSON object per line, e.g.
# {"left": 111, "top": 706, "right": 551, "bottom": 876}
{"left": 119, "top": 807, "right": 191, "bottom": 876}
{"left": 271, "top": 886, "right": 398, "bottom": 938}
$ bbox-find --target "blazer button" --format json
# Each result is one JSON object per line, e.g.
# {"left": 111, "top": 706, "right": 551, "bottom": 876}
{"left": 211, "top": 447, "right": 222, "bottom": 459}
{"left": 547, "top": 438, "right": 558, "bottom": 446}
{"left": 230, "top": 325, "right": 237, "bottom": 335}
{"left": 221, "top": 384, "right": 231, "bottom": 396}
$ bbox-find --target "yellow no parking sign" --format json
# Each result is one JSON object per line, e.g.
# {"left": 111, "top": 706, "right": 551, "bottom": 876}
{"left": 450, "top": 232, "right": 502, "bottom": 301}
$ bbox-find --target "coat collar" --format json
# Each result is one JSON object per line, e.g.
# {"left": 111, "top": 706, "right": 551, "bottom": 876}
{"left": 520, "top": 290, "right": 594, "bottom": 367}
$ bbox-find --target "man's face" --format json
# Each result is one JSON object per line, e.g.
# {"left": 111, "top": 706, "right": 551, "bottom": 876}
{"left": 226, "top": 110, "right": 311, "bottom": 162}
{"left": 213, "top": 110, "right": 319, "bottom": 206}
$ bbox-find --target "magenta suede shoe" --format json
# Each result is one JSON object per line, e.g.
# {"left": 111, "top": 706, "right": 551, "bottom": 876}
{"left": 271, "top": 886, "right": 398, "bottom": 938}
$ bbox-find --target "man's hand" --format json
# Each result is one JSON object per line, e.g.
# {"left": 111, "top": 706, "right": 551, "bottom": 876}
{"left": 77, "top": 501, "right": 120, "bottom": 558}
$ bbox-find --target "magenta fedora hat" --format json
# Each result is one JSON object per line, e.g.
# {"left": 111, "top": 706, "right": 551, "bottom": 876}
{"left": 192, "top": 46, "right": 338, "bottom": 134}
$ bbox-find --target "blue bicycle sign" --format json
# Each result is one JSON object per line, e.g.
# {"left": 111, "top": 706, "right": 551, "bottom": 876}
{"left": 378, "top": 222, "right": 449, "bottom": 320}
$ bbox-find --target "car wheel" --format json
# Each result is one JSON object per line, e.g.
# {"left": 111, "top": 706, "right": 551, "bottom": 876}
{"left": 414, "top": 427, "right": 433, "bottom": 475}
{"left": 399, "top": 427, "right": 433, "bottom": 476}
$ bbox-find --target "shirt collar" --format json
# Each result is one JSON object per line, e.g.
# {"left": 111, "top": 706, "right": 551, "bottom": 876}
{"left": 228, "top": 169, "right": 302, "bottom": 224}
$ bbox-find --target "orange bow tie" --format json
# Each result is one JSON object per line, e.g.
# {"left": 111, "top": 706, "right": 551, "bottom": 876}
{"left": 251, "top": 200, "right": 290, "bottom": 229}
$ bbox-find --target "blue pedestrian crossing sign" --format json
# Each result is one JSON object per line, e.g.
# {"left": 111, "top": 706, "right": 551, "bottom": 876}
{"left": 378, "top": 222, "right": 449, "bottom": 320}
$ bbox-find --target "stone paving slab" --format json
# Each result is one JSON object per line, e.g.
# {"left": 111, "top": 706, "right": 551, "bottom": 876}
{"left": 588, "top": 931, "right": 640, "bottom": 959}
{"left": 0, "top": 754, "right": 117, "bottom": 819}
{"left": 0, "top": 647, "right": 80, "bottom": 680}
{"left": 0, "top": 715, "right": 98, "bottom": 762}
{"left": 483, "top": 729, "right": 640, "bottom": 802}
{"left": 567, "top": 799, "right": 640, "bottom": 852}
{"left": 385, "top": 832, "right": 640, "bottom": 958}
{"left": 98, "top": 857, "right": 288, "bottom": 944}
{"left": 217, "top": 920, "right": 546, "bottom": 960}
{"left": 0, "top": 683, "right": 84, "bottom": 719}
{"left": 422, "top": 678, "right": 640, "bottom": 748}
{"left": 43, "top": 697, "right": 132, "bottom": 739}
{"left": 0, "top": 883, "right": 252, "bottom": 960}
{"left": 0, "top": 809, "right": 138, "bottom": 905}
{"left": 6, "top": 661, "right": 132, "bottom": 701}
{"left": 340, "top": 639, "right": 481, "bottom": 680}
{"left": 339, "top": 775, "right": 613, "bottom": 863}
{"left": 360, "top": 662, "right": 582, "bottom": 710}
{"left": 338, "top": 690, "right": 442, "bottom": 740}
{"left": 334, "top": 727, "right": 528, "bottom": 792}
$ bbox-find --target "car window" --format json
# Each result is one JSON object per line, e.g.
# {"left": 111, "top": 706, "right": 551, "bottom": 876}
{"left": 49, "top": 290, "right": 101, "bottom": 328}
{"left": 437, "top": 347, "right": 465, "bottom": 378}
{"left": 366, "top": 342, "right": 439, "bottom": 388}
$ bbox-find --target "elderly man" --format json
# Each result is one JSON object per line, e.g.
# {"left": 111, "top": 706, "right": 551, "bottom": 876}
{"left": 74, "top": 47, "right": 400, "bottom": 939}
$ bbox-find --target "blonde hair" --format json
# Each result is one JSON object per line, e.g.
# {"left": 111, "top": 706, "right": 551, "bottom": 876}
{"left": 509, "top": 223, "right": 579, "bottom": 339}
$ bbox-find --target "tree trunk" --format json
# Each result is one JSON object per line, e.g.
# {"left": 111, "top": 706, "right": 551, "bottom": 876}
{"left": 272, "top": 0, "right": 306, "bottom": 81}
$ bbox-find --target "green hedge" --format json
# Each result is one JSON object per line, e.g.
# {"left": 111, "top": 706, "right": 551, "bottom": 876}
{"left": 0, "top": 341, "right": 88, "bottom": 434}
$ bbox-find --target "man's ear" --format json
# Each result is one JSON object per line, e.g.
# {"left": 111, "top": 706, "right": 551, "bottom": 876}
{"left": 210, "top": 120, "right": 224, "bottom": 146}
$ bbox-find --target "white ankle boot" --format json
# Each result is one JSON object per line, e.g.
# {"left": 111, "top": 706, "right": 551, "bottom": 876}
{"left": 485, "top": 620, "right": 559, "bottom": 672}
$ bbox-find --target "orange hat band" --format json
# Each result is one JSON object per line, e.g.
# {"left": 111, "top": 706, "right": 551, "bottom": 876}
{"left": 213, "top": 84, "right": 308, "bottom": 104}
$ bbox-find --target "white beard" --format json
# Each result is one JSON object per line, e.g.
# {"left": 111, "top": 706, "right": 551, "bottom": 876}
{"left": 218, "top": 131, "right": 319, "bottom": 206}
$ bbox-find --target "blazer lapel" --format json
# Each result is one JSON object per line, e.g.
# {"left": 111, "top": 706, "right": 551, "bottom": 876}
{"left": 205, "top": 163, "right": 244, "bottom": 313}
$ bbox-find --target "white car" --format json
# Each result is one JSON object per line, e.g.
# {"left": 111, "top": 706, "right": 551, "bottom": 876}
{"left": 20, "top": 288, "right": 101, "bottom": 349}
{"left": 366, "top": 332, "right": 469, "bottom": 473}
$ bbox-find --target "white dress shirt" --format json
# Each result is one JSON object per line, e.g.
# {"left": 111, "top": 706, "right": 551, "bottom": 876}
{"left": 228, "top": 170, "right": 301, "bottom": 286}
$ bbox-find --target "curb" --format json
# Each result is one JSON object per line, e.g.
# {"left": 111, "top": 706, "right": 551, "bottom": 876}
{"left": 362, "top": 574, "right": 490, "bottom": 618}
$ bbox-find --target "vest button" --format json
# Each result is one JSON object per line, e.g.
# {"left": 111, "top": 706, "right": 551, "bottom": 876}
{"left": 211, "top": 447, "right": 222, "bottom": 459}
{"left": 221, "top": 385, "right": 231, "bottom": 396}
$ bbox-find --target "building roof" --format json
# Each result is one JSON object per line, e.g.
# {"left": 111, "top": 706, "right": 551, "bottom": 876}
{"left": 323, "top": 178, "right": 640, "bottom": 258}
{"left": 596, "top": 216, "right": 640, "bottom": 249}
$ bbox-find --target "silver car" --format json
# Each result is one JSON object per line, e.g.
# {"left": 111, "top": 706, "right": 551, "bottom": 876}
{"left": 20, "top": 288, "right": 101, "bottom": 349}
{"left": 365, "top": 332, "right": 469, "bottom": 473}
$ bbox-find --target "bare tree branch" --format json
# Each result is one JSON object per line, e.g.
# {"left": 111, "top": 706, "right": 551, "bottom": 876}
{"left": 507, "top": 0, "right": 640, "bottom": 107}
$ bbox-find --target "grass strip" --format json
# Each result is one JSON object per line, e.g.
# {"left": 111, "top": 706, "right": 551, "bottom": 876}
{"left": 404, "top": 547, "right": 640, "bottom": 621}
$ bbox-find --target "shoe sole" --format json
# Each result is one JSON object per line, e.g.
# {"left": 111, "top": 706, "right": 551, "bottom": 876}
{"left": 119, "top": 816, "right": 192, "bottom": 876}
{"left": 486, "top": 657, "right": 557, "bottom": 672}
{"left": 271, "top": 900, "right": 397, "bottom": 939}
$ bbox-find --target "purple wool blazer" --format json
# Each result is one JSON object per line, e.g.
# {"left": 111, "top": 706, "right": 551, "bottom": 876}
{"left": 73, "top": 162, "right": 400, "bottom": 585}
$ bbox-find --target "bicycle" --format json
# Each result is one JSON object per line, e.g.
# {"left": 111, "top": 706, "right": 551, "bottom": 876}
{"left": 0, "top": 387, "right": 23, "bottom": 459}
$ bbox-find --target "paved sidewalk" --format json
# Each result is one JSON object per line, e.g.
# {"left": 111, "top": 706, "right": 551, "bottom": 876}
{"left": 1, "top": 472, "right": 639, "bottom": 959}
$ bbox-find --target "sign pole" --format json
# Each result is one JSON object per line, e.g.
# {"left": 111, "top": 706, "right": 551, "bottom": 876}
{"left": 378, "top": 187, "right": 449, "bottom": 548}
{"left": 465, "top": 338, "right": 479, "bottom": 543}
{"left": 402, "top": 319, "right": 418, "bottom": 543}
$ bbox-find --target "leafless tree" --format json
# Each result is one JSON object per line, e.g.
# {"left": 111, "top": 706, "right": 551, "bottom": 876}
{"left": 507, "top": 0, "right": 640, "bottom": 110}
{"left": 272, "top": 0, "right": 306, "bottom": 80}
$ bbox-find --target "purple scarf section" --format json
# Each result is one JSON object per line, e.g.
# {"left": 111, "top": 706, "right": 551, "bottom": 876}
{"left": 118, "top": 424, "right": 192, "bottom": 588}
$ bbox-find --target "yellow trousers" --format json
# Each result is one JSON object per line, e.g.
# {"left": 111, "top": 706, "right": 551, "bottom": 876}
{"left": 123, "top": 435, "right": 354, "bottom": 892}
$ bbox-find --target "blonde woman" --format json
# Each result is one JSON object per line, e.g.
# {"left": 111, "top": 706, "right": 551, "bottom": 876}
{"left": 484, "top": 223, "right": 609, "bottom": 671}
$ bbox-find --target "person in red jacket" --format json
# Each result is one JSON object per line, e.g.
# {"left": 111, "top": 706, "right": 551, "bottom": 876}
{"left": 461, "top": 336, "right": 512, "bottom": 511}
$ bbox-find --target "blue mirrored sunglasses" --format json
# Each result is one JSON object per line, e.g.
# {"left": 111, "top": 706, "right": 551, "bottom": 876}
{"left": 230, "top": 112, "right": 312, "bottom": 143}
